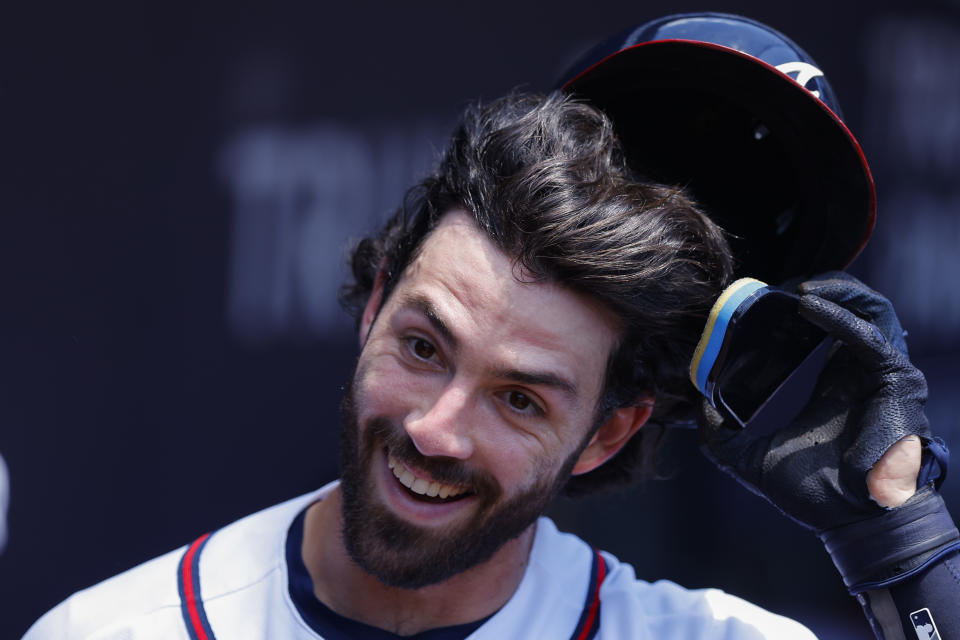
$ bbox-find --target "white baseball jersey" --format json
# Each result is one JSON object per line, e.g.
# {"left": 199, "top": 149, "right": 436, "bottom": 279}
{"left": 25, "top": 481, "right": 817, "bottom": 639}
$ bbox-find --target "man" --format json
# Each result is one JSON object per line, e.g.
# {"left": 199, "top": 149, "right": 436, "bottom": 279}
{"left": 27, "top": 90, "right": 817, "bottom": 639}
{"left": 27, "top": 14, "right": 959, "bottom": 640}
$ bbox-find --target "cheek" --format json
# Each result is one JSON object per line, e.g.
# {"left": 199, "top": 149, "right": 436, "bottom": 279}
{"left": 496, "top": 413, "right": 596, "bottom": 494}
{"left": 352, "top": 349, "right": 442, "bottom": 425}
{"left": 487, "top": 448, "right": 543, "bottom": 494}
{"left": 474, "top": 419, "right": 571, "bottom": 494}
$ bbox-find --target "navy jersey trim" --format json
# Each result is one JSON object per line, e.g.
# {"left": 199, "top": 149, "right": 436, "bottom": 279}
{"left": 177, "top": 532, "right": 217, "bottom": 640}
{"left": 568, "top": 548, "right": 607, "bottom": 640}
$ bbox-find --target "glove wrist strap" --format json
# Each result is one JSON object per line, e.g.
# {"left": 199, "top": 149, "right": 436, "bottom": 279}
{"left": 818, "top": 488, "right": 960, "bottom": 594}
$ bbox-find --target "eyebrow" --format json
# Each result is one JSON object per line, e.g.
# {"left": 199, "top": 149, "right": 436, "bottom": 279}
{"left": 489, "top": 367, "right": 578, "bottom": 400}
{"left": 397, "top": 293, "right": 459, "bottom": 351}
{"left": 397, "top": 293, "right": 579, "bottom": 401}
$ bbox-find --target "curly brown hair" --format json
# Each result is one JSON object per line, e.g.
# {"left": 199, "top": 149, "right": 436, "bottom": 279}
{"left": 340, "top": 92, "right": 733, "bottom": 496}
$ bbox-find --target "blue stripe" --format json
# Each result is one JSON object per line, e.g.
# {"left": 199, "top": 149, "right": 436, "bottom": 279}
{"left": 568, "top": 548, "right": 604, "bottom": 640}
{"left": 177, "top": 541, "right": 200, "bottom": 640}
{"left": 191, "top": 534, "right": 217, "bottom": 639}
{"left": 177, "top": 533, "right": 218, "bottom": 640}
{"left": 695, "top": 281, "right": 767, "bottom": 394}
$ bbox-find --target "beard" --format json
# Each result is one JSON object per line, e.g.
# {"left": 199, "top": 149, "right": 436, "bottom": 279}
{"left": 338, "top": 377, "right": 582, "bottom": 590}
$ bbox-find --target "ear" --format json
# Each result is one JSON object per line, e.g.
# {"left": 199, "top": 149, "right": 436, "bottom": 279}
{"left": 571, "top": 396, "right": 654, "bottom": 475}
{"left": 359, "top": 262, "right": 388, "bottom": 347}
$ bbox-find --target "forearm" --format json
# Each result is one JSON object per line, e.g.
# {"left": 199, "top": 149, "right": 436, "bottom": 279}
{"left": 818, "top": 487, "right": 960, "bottom": 640}
{"left": 858, "top": 548, "right": 960, "bottom": 640}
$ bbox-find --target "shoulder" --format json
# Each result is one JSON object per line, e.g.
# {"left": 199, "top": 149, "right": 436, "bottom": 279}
{"left": 24, "top": 486, "right": 332, "bottom": 640}
{"left": 23, "top": 543, "right": 188, "bottom": 640}
{"left": 500, "top": 518, "right": 817, "bottom": 640}
{"left": 600, "top": 566, "right": 818, "bottom": 639}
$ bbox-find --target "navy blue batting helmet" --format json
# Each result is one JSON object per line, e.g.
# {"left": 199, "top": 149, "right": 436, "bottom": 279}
{"left": 559, "top": 13, "right": 876, "bottom": 284}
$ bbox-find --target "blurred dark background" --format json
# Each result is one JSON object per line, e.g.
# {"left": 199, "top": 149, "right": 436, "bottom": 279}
{"left": 2, "top": 2, "right": 959, "bottom": 638}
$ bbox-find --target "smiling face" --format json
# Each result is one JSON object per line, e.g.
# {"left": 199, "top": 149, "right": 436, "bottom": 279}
{"left": 339, "top": 211, "right": 629, "bottom": 588}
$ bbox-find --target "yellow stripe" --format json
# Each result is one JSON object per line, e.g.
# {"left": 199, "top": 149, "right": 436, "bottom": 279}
{"left": 689, "top": 278, "right": 767, "bottom": 388}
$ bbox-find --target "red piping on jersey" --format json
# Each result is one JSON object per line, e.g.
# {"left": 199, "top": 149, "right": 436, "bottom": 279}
{"left": 575, "top": 549, "right": 607, "bottom": 640}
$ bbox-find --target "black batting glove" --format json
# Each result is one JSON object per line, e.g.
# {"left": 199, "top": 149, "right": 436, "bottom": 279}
{"left": 699, "top": 272, "right": 958, "bottom": 593}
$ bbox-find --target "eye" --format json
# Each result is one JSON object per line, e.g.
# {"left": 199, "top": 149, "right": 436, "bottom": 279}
{"left": 407, "top": 337, "right": 437, "bottom": 361}
{"left": 506, "top": 390, "right": 543, "bottom": 416}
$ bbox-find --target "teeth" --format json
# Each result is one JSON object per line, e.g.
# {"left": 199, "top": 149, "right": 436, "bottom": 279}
{"left": 388, "top": 453, "right": 467, "bottom": 499}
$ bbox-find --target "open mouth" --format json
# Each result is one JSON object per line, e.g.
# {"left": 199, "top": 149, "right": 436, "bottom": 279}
{"left": 387, "top": 452, "right": 473, "bottom": 504}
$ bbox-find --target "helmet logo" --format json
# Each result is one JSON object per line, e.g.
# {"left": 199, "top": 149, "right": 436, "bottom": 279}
{"left": 775, "top": 62, "right": 824, "bottom": 98}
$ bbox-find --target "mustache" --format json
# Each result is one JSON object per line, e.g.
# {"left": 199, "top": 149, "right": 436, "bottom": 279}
{"left": 368, "top": 417, "right": 501, "bottom": 498}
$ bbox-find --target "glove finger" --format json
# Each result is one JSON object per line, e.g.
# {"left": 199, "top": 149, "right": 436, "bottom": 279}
{"left": 797, "top": 272, "right": 908, "bottom": 355}
{"left": 801, "top": 295, "right": 931, "bottom": 481}
{"left": 699, "top": 399, "right": 851, "bottom": 522}
{"left": 798, "top": 294, "right": 907, "bottom": 372}
{"left": 698, "top": 400, "right": 768, "bottom": 488}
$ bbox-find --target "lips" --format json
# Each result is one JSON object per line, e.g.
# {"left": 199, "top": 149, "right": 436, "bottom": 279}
{"left": 387, "top": 452, "right": 470, "bottom": 500}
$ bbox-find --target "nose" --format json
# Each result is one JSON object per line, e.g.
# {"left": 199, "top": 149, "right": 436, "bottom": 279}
{"left": 404, "top": 382, "right": 475, "bottom": 460}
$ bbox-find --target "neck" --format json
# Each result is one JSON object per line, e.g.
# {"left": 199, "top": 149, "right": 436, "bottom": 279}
{"left": 301, "top": 486, "right": 534, "bottom": 637}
